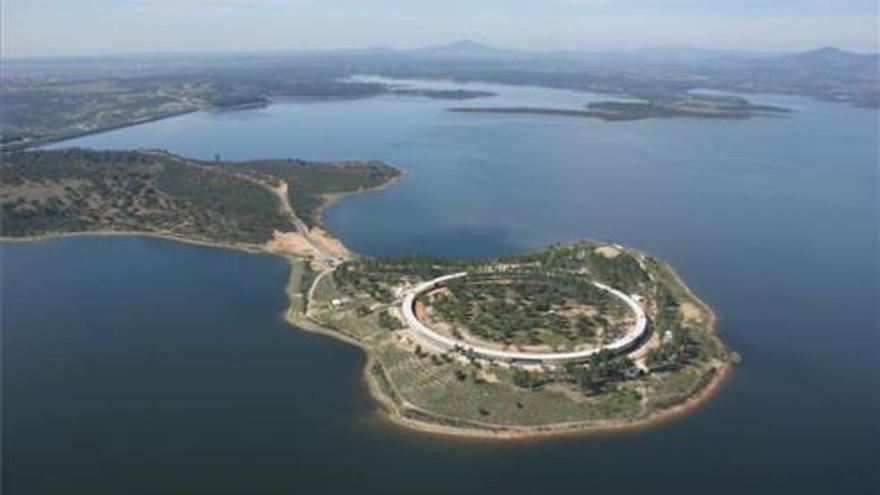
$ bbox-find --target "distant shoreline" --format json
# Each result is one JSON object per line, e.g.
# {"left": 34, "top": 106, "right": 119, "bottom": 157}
{"left": 449, "top": 100, "right": 792, "bottom": 122}
{"left": 2, "top": 78, "right": 799, "bottom": 153}
{"left": 0, "top": 230, "right": 265, "bottom": 255}
{"left": 1, "top": 108, "right": 203, "bottom": 153}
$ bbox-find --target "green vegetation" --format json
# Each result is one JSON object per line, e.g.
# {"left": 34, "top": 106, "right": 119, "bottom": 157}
{"left": 565, "top": 351, "right": 639, "bottom": 394}
{"left": 3, "top": 45, "right": 873, "bottom": 149}
{"left": 427, "top": 272, "right": 629, "bottom": 348}
{"left": 1, "top": 147, "right": 731, "bottom": 436}
{"left": 390, "top": 88, "right": 496, "bottom": 100}
{"left": 0, "top": 74, "right": 387, "bottom": 150}
{"left": 0, "top": 148, "right": 399, "bottom": 243}
{"left": 290, "top": 241, "right": 731, "bottom": 436}
{"left": 228, "top": 159, "right": 399, "bottom": 227}
{"left": 0, "top": 69, "right": 493, "bottom": 151}
{"left": 448, "top": 107, "right": 596, "bottom": 118}
{"left": 449, "top": 95, "right": 791, "bottom": 122}
{"left": 585, "top": 94, "right": 791, "bottom": 120}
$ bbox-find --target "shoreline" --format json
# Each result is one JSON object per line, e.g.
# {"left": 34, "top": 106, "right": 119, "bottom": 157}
{"left": 378, "top": 362, "right": 732, "bottom": 441}
{"left": 2, "top": 215, "right": 734, "bottom": 442}
{"left": 282, "top": 242, "right": 734, "bottom": 441}
{"left": 1, "top": 108, "right": 203, "bottom": 153}
{"left": 314, "top": 170, "right": 406, "bottom": 229}
{"left": 0, "top": 230, "right": 267, "bottom": 256}
{"left": 289, "top": 300, "right": 732, "bottom": 441}
{"left": 2, "top": 77, "right": 829, "bottom": 155}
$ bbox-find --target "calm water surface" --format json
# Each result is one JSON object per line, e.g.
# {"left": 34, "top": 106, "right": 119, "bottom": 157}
{"left": 5, "top": 80, "right": 878, "bottom": 493}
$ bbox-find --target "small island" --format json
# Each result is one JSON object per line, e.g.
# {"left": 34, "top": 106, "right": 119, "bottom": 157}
{"left": 390, "top": 88, "right": 497, "bottom": 100}
{"left": 450, "top": 94, "right": 791, "bottom": 121}
{"left": 1, "top": 149, "right": 733, "bottom": 439}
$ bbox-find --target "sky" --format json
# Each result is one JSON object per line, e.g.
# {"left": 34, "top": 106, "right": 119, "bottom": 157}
{"left": 3, "top": 0, "right": 878, "bottom": 58}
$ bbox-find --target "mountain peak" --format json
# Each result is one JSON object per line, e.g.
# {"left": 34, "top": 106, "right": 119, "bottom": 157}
{"left": 805, "top": 46, "right": 847, "bottom": 56}
{"left": 444, "top": 39, "right": 490, "bottom": 49}
{"left": 419, "top": 39, "right": 497, "bottom": 53}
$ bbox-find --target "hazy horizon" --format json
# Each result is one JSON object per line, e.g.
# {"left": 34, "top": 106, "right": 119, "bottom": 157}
{"left": 3, "top": 39, "right": 878, "bottom": 63}
{"left": 3, "top": 0, "right": 878, "bottom": 59}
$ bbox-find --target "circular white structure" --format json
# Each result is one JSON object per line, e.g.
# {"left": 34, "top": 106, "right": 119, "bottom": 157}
{"left": 401, "top": 272, "right": 648, "bottom": 365}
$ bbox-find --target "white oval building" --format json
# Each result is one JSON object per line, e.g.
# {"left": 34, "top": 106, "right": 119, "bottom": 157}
{"left": 400, "top": 272, "right": 649, "bottom": 365}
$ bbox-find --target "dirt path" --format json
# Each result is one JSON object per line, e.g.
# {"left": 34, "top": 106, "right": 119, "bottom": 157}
{"left": 264, "top": 180, "right": 351, "bottom": 262}
{"left": 144, "top": 150, "right": 349, "bottom": 261}
{"left": 304, "top": 269, "right": 333, "bottom": 318}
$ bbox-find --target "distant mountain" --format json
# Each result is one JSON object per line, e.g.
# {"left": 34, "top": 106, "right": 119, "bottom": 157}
{"left": 771, "top": 46, "right": 879, "bottom": 70}
{"left": 786, "top": 46, "right": 872, "bottom": 61}
{"left": 402, "top": 41, "right": 879, "bottom": 67}
{"left": 402, "top": 41, "right": 803, "bottom": 66}
{"left": 717, "top": 46, "right": 879, "bottom": 78}
{"left": 409, "top": 40, "right": 528, "bottom": 59}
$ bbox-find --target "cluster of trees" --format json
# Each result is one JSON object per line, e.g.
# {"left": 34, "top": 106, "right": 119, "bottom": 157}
{"left": 646, "top": 283, "right": 706, "bottom": 369}
{"left": 654, "top": 284, "right": 680, "bottom": 329}
{"left": 1, "top": 148, "right": 404, "bottom": 243}
{"left": 512, "top": 369, "right": 547, "bottom": 390}
{"left": 564, "top": 351, "right": 639, "bottom": 394}
{"left": 585, "top": 251, "right": 650, "bottom": 293}
{"left": 509, "top": 351, "right": 640, "bottom": 395}
{"left": 0, "top": 149, "right": 330, "bottom": 242}
{"left": 332, "top": 263, "right": 395, "bottom": 303}
{"left": 231, "top": 159, "right": 400, "bottom": 227}
{"left": 356, "top": 257, "right": 464, "bottom": 280}
{"left": 429, "top": 272, "right": 624, "bottom": 346}
{"left": 646, "top": 327, "right": 701, "bottom": 371}
{"left": 575, "top": 315, "right": 606, "bottom": 340}
{"left": 377, "top": 310, "right": 403, "bottom": 330}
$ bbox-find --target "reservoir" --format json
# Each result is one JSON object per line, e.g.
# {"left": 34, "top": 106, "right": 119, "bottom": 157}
{"left": 4, "top": 80, "right": 878, "bottom": 493}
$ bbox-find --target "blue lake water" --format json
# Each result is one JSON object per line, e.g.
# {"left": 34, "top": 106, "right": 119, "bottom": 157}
{"left": 4, "top": 79, "right": 878, "bottom": 493}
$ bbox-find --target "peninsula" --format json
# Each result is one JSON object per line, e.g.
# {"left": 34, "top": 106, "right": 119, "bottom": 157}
{"left": 1, "top": 149, "right": 733, "bottom": 438}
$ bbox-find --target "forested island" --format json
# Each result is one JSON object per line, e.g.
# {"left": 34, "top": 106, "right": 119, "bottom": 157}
{"left": 450, "top": 94, "right": 792, "bottom": 121}
{"left": 1, "top": 149, "right": 732, "bottom": 438}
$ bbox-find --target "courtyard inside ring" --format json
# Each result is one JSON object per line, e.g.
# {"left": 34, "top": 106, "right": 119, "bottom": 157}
{"left": 401, "top": 271, "right": 649, "bottom": 365}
